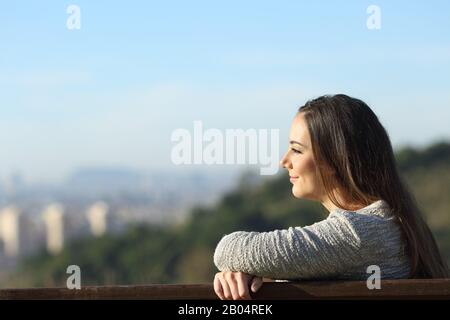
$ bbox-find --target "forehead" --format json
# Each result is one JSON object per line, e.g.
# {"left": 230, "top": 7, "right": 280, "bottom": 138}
{"left": 289, "top": 113, "right": 310, "bottom": 144}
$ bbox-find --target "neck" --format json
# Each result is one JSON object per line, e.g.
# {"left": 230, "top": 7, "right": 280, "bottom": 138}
{"left": 321, "top": 193, "right": 368, "bottom": 213}
{"left": 321, "top": 197, "right": 339, "bottom": 213}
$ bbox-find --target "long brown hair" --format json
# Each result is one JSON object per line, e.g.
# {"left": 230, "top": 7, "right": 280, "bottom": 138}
{"left": 299, "top": 94, "right": 449, "bottom": 278}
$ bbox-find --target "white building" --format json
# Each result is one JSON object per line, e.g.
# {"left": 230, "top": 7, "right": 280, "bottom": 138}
{"left": 0, "top": 206, "right": 20, "bottom": 257}
{"left": 86, "top": 201, "right": 109, "bottom": 237}
{"left": 42, "top": 203, "right": 65, "bottom": 255}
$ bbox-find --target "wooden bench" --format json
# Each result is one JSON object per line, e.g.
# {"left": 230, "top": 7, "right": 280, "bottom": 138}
{"left": 1, "top": 279, "right": 450, "bottom": 299}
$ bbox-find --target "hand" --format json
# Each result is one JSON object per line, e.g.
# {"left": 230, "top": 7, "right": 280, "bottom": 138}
{"left": 213, "top": 271, "right": 263, "bottom": 300}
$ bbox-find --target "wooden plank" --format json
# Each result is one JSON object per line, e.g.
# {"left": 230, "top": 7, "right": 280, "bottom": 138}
{"left": 1, "top": 279, "right": 450, "bottom": 300}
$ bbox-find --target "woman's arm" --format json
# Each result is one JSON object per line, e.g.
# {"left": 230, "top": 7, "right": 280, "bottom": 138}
{"left": 213, "top": 212, "right": 365, "bottom": 280}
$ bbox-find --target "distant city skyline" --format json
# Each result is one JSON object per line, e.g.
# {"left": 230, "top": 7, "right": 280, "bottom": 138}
{"left": 1, "top": 1, "right": 449, "bottom": 183}
{"left": 0, "top": 166, "right": 245, "bottom": 267}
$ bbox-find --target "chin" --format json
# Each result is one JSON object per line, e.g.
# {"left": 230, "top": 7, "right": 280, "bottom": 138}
{"left": 292, "top": 186, "right": 314, "bottom": 200}
{"left": 292, "top": 188, "right": 304, "bottom": 199}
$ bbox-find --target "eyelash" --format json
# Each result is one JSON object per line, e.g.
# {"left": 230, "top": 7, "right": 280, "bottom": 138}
{"left": 291, "top": 148, "right": 302, "bottom": 154}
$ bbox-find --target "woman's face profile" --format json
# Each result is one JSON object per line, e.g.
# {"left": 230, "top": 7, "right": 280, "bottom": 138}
{"left": 280, "top": 113, "right": 325, "bottom": 201}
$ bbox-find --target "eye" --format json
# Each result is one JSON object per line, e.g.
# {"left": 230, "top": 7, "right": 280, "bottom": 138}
{"left": 291, "top": 148, "right": 302, "bottom": 154}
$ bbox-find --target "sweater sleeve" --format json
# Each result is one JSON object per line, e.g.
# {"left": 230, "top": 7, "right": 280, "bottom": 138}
{"left": 213, "top": 211, "right": 364, "bottom": 280}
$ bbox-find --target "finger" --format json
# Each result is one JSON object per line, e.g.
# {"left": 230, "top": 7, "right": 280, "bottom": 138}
{"left": 224, "top": 272, "right": 240, "bottom": 300}
{"left": 218, "top": 275, "right": 233, "bottom": 300}
{"left": 251, "top": 277, "right": 263, "bottom": 293}
{"left": 213, "top": 275, "right": 225, "bottom": 300}
{"left": 236, "top": 274, "right": 252, "bottom": 300}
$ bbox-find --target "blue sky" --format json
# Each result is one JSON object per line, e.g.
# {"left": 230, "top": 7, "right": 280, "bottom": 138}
{"left": 0, "top": 1, "right": 449, "bottom": 183}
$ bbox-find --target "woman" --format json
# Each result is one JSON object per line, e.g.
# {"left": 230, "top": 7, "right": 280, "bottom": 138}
{"left": 213, "top": 94, "right": 449, "bottom": 300}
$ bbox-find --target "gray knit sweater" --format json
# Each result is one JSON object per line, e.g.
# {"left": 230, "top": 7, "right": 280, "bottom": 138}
{"left": 213, "top": 200, "right": 411, "bottom": 280}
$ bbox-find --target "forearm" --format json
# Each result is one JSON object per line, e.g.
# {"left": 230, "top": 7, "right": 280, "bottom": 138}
{"left": 214, "top": 230, "right": 319, "bottom": 279}
{"left": 213, "top": 216, "right": 362, "bottom": 280}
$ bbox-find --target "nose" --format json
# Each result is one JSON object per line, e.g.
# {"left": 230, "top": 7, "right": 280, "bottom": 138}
{"left": 279, "top": 151, "right": 290, "bottom": 169}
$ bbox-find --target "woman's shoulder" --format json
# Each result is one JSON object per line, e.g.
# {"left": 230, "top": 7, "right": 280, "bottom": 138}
{"left": 324, "top": 199, "right": 401, "bottom": 245}
{"left": 327, "top": 199, "right": 405, "bottom": 251}
{"left": 328, "top": 199, "right": 396, "bottom": 223}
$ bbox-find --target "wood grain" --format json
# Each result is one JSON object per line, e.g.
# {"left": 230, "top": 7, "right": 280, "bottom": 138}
{"left": 1, "top": 279, "right": 450, "bottom": 300}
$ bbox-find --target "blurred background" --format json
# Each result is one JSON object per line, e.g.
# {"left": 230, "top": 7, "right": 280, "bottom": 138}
{"left": 0, "top": 0, "right": 449, "bottom": 287}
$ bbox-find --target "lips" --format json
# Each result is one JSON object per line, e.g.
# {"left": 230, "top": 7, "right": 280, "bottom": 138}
{"left": 289, "top": 176, "right": 299, "bottom": 183}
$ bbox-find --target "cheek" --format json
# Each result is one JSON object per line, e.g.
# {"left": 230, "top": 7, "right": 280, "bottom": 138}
{"left": 292, "top": 156, "right": 317, "bottom": 178}
{"left": 291, "top": 157, "right": 322, "bottom": 199}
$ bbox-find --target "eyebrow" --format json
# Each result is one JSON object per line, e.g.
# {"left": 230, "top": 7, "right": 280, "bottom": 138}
{"left": 289, "top": 140, "right": 307, "bottom": 147}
